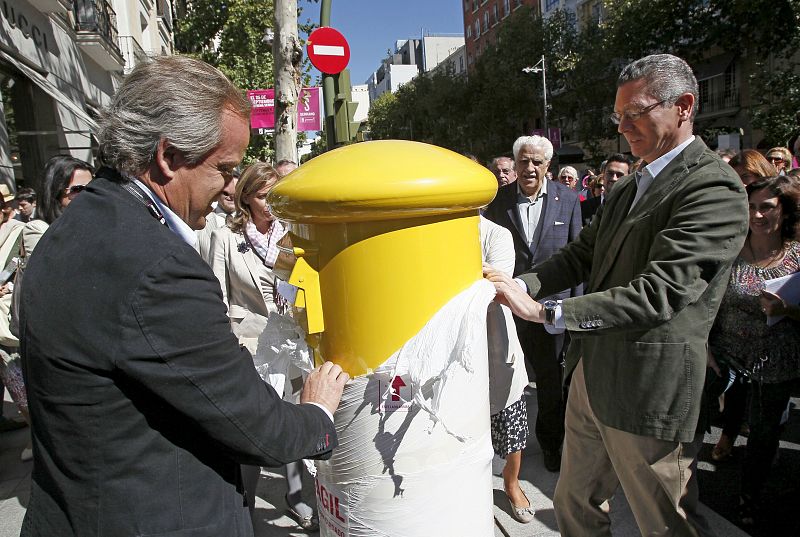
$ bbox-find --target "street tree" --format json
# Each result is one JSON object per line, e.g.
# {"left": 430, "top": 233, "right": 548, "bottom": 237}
{"left": 274, "top": 0, "right": 301, "bottom": 163}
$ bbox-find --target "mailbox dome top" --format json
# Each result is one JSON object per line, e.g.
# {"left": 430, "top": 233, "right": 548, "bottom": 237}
{"left": 267, "top": 140, "right": 498, "bottom": 223}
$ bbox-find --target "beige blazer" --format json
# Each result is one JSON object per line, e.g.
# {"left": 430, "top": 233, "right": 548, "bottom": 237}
{"left": 209, "top": 225, "right": 277, "bottom": 355}
{"left": 196, "top": 207, "right": 228, "bottom": 265}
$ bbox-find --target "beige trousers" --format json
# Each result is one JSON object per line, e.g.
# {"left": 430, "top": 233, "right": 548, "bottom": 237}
{"left": 553, "top": 360, "right": 714, "bottom": 537}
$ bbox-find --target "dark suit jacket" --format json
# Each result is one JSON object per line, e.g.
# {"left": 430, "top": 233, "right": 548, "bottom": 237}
{"left": 519, "top": 137, "right": 749, "bottom": 442}
{"left": 580, "top": 195, "right": 602, "bottom": 227}
{"left": 20, "top": 172, "right": 337, "bottom": 537}
{"left": 484, "top": 180, "right": 582, "bottom": 301}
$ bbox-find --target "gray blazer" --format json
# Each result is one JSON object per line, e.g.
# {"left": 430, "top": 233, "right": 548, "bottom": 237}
{"left": 519, "top": 138, "right": 749, "bottom": 442}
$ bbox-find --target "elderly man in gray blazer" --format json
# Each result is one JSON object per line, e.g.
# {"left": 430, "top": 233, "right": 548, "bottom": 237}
{"left": 486, "top": 54, "right": 748, "bottom": 536}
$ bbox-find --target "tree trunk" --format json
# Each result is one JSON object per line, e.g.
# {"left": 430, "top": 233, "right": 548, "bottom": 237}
{"left": 273, "top": 0, "right": 300, "bottom": 164}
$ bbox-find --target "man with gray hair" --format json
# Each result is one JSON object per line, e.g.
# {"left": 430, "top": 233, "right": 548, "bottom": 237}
{"left": 489, "top": 156, "right": 517, "bottom": 186}
{"left": 484, "top": 135, "right": 582, "bottom": 483}
{"left": 486, "top": 54, "right": 748, "bottom": 536}
{"left": 19, "top": 56, "right": 348, "bottom": 537}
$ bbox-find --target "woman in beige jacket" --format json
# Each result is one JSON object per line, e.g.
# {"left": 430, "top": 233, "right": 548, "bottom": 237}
{"left": 209, "top": 162, "right": 317, "bottom": 531}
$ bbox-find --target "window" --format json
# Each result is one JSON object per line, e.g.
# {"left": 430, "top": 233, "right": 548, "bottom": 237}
{"left": 483, "top": 11, "right": 489, "bottom": 32}
{"left": 473, "top": 0, "right": 478, "bottom": 12}
{"left": 504, "top": 0, "right": 510, "bottom": 17}
{"left": 492, "top": 4, "right": 498, "bottom": 24}
{"left": 466, "top": 24, "right": 472, "bottom": 39}
{"left": 459, "top": 56, "right": 465, "bottom": 72}
{"left": 474, "top": 20, "right": 480, "bottom": 38}
{"left": 514, "top": 0, "right": 522, "bottom": 8}
{"left": 546, "top": 0, "right": 560, "bottom": 11}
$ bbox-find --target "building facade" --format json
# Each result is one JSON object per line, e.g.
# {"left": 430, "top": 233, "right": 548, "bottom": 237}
{"left": 461, "top": 0, "right": 538, "bottom": 70}
{"left": 0, "top": 0, "right": 173, "bottom": 194}
{"left": 367, "top": 35, "right": 465, "bottom": 102}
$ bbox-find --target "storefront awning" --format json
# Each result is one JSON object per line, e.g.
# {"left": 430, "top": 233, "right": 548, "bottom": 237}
{"left": 0, "top": 49, "right": 98, "bottom": 131}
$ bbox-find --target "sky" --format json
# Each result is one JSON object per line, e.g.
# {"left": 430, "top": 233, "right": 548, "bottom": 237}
{"left": 298, "top": 0, "right": 465, "bottom": 85}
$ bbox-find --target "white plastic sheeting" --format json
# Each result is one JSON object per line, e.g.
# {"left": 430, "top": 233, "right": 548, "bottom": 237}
{"left": 253, "top": 312, "right": 315, "bottom": 398}
{"left": 314, "top": 279, "right": 497, "bottom": 537}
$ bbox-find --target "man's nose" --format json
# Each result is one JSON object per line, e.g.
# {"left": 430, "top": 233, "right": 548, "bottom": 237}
{"left": 617, "top": 117, "right": 633, "bottom": 134}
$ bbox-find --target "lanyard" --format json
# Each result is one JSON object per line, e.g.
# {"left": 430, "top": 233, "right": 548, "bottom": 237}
{"left": 120, "top": 181, "right": 167, "bottom": 226}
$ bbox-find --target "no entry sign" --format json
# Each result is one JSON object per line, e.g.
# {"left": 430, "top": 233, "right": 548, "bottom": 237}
{"left": 307, "top": 27, "right": 350, "bottom": 75}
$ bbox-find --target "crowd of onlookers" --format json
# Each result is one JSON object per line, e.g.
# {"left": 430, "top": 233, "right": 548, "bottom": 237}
{"left": 484, "top": 140, "right": 800, "bottom": 528}
{"left": 1, "top": 131, "right": 799, "bottom": 532}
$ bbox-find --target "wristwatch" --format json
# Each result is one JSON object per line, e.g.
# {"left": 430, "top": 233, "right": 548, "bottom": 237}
{"left": 543, "top": 300, "right": 558, "bottom": 325}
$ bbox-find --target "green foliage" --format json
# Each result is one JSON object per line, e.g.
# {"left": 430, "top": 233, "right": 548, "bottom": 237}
{"left": 175, "top": 0, "right": 319, "bottom": 162}
{"left": 369, "top": 0, "right": 800, "bottom": 161}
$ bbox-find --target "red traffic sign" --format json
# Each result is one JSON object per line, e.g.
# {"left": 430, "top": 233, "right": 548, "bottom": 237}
{"left": 307, "top": 27, "right": 350, "bottom": 75}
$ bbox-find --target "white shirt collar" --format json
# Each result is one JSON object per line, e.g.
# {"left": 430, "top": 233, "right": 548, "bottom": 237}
{"left": 644, "top": 135, "right": 695, "bottom": 179}
{"left": 516, "top": 176, "right": 548, "bottom": 202}
{"left": 131, "top": 179, "right": 198, "bottom": 249}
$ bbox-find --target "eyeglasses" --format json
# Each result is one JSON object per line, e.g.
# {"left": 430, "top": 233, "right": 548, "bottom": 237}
{"left": 766, "top": 156, "right": 786, "bottom": 164}
{"left": 63, "top": 184, "right": 88, "bottom": 197}
{"left": 610, "top": 100, "right": 667, "bottom": 125}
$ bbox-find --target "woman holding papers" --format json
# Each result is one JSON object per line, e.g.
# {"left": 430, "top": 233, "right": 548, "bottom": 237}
{"left": 209, "top": 163, "right": 318, "bottom": 531}
{"left": 709, "top": 175, "right": 800, "bottom": 526}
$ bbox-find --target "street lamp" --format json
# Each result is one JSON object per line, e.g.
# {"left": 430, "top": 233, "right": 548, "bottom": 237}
{"left": 522, "top": 55, "right": 548, "bottom": 136}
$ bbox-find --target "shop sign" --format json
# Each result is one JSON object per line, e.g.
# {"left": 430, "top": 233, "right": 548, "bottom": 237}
{"left": 1, "top": 1, "right": 51, "bottom": 53}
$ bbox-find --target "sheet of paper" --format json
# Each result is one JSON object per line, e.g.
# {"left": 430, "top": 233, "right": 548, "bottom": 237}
{"left": 763, "top": 272, "right": 800, "bottom": 326}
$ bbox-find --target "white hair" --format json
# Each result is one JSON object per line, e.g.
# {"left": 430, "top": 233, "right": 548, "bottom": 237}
{"left": 512, "top": 135, "right": 553, "bottom": 161}
{"left": 558, "top": 166, "right": 578, "bottom": 179}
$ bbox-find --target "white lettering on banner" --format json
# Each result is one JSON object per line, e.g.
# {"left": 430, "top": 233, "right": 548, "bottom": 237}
{"left": 312, "top": 45, "right": 345, "bottom": 57}
{"left": 379, "top": 375, "right": 413, "bottom": 413}
{"left": 315, "top": 479, "right": 348, "bottom": 536}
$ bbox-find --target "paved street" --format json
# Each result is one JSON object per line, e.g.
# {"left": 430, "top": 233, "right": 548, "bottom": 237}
{"left": 4, "top": 387, "right": 797, "bottom": 536}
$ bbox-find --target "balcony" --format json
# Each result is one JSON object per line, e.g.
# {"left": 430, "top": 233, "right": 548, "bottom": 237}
{"left": 73, "top": 0, "right": 125, "bottom": 71}
{"left": 157, "top": 0, "right": 173, "bottom": 33}
{"left": 118, "top": 35, "right": 150, "bottom": 74}
{"left": 698, "top": 87, "right": 740, "bottom": 117}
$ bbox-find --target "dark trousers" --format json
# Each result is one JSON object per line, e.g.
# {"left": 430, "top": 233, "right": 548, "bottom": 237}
{"left": 721, "top": 377, "right": 749, "bottom": 439}
{"left": 742, "top": 378, "right": 797, "bottom": 500}
{"left": 515, "top": 318, "right": 566, "bottom": 453}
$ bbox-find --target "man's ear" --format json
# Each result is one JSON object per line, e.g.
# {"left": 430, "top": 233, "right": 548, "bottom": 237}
{"left": 154, "top": 138, "right": 183, "bottom": 184}
{"left": 675, "top": 92, "right": 695, "bottom": 123}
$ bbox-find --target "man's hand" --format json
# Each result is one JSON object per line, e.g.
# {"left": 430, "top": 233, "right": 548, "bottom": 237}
{"left": 483, "top": 264, "right": 545, "bottom": 323}
{"left": 300, "top": 361, "right": 349, "bottom": 416}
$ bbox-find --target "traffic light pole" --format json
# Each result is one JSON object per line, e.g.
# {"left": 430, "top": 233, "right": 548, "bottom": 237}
{"left": 320, "top": 0, "right": 336, "bottom": 151}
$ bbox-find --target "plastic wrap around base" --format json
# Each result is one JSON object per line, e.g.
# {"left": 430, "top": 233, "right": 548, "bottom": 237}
{"left": 314, "top": 280, "right": 496, "bottom": 537}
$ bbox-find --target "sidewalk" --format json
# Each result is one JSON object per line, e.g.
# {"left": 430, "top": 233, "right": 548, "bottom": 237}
{"left": 1, "top": 390, "right": 752, "bottom": 537}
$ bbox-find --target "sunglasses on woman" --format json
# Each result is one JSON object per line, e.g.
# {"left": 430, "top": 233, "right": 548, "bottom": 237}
{"left": 63, "top": 184, "right": 88, "bottom": 197}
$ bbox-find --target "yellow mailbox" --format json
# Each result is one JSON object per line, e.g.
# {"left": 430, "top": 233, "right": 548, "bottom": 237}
{"left": 268, "top": 140, "right": 497, "bottom": 376}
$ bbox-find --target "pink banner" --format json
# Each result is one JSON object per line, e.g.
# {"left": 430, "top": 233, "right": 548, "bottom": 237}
{"left": 531, "top": 128, "right": 562, "bottom": 149}
{"left": 247, "top": 89, "right": 275, "bottom": 130}
{"left": 297, "top": 87, "right": 321, "bottom": 132}
{"left": 247, "top": 88, "right": 321, "bottom": 133}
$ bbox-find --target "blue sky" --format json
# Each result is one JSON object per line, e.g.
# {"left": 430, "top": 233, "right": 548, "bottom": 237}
{"left": 298, "top": 0, "right": 465, "bottom": 85}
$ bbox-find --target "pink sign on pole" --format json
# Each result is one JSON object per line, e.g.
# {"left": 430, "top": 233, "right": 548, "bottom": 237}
{"left": 247, "top": 89, "right": 275, "bottom": 131}
{"left": 532, "top": 128, "right": 562, "bottom": 149}
{"left": 297, "top": 87, "right": 321, "bottom": 132}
